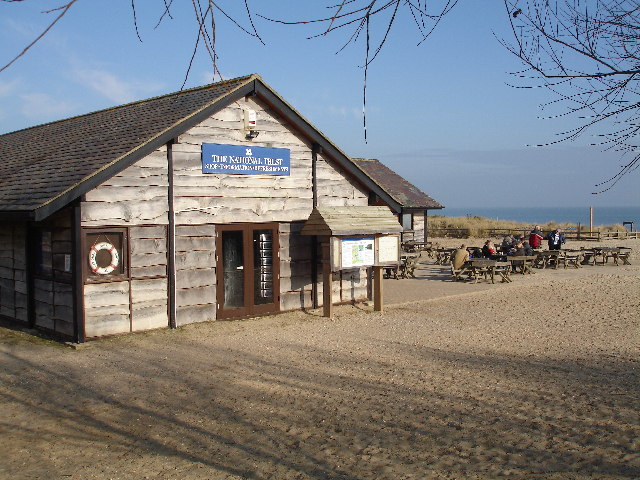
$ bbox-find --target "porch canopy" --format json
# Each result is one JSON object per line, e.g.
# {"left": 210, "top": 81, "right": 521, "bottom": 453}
{"left": 300, "top": 206, "right": 403, "bottom": 237}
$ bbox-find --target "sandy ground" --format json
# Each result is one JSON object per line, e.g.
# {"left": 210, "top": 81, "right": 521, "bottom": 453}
{"left": 1, "top": 238, "right": 638, "bottom": 480}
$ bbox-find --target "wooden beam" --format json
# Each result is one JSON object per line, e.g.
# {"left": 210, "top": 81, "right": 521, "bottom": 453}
{"left": 322, "top": 241, "right": 332, "bottom": 318}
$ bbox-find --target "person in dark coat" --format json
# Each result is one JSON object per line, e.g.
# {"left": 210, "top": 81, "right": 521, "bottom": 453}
{"left": 522, "top": 241, "right": 534, "bottom": 256}
{"left": 547, "top": 229, "right": 566, "bottom": 250}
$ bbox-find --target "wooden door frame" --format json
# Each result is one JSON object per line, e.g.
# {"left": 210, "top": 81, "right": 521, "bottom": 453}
{"left": 216, "top": 222, "right": 280, "bottom": 320}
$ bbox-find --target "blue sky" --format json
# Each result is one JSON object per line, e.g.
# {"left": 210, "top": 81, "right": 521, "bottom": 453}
{"left": 1, "top": 1, "right": 638, "bottom": 209}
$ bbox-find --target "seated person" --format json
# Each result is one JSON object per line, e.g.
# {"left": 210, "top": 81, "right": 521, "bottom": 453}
{"left": 501, "top": 235, "right": 514, "bottom": 251}
{"left": 511, "top": 242, "right": 526, "bottom": 256}
{"left": 470, "top": 247, "right": 483, "bottom": 259}
{"left": 482, "top": 240, "right": 497, "bottom": 258}
{"left": 512, "top": 235, "right": 521, "bottom": 248}
{"left": 451, "top": 244, "right": 470, "bottom": 270}
{"left": 522, "top": 241, "right": 534, "bottom": 256}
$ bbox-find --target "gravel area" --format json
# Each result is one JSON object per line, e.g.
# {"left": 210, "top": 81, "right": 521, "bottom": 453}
{"left": 1, "top": 238, "right": 638, "bottom": 479}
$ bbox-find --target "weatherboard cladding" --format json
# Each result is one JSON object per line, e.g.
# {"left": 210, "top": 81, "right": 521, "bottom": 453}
{"left": 352, "top": 158, "right": 443, "bottom": 209}
{"left": 0, "top": 75, "right": 255, "bottom": 216}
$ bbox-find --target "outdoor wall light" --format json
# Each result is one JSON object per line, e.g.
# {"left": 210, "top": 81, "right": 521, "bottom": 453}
{"left": 246, "top": 130, "right": 260, "bottom": 139}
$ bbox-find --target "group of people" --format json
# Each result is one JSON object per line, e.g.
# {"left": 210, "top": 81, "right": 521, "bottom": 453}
{"left": 530, "top": 225, "right": 566, "bottom": 250}
{"left": 451, "top": 225, "right": 567, "bottom": 270}
{"left": 480, "top": 237, "right": 533, "bottom": 259}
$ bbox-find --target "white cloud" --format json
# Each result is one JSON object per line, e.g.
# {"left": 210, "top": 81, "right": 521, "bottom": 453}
{"left": 19, "top": 92, "right": 75, "bottom": 119}
{"left": 201, "top": 70, "right": 216, "bottom": 85}
{"left": 0, "top": 78, "right": 21, "bottom": 97}
{"left": 326, "top": 105, "right": 362, "bottom": 119}
{"left": 328, "top": 105, "right": 348, "bottom": 117}
{"left": 73, "top": 68, "right": 139, "bottom": 104}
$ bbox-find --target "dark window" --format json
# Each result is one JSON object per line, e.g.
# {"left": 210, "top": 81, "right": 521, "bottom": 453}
{"left": 401, "top": 213, "right": 413, "bottom": 230}
{"left": 35, "top": 230, "right": 53, "bottom": 277}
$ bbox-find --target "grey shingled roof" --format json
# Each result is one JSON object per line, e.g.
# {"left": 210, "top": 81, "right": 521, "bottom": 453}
{"left": 353, "top": 158, "right": 443, "bottom": 209}
{"left": 0, "top": 74, "right": 257, "bottom": 220}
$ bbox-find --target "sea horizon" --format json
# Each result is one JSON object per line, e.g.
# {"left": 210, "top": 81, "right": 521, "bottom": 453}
{"left": 435, "top": 206, "right": 640, "bottom": 227}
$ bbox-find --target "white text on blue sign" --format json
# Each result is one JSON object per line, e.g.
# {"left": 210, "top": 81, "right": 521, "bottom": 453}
{"left": 202, "top": 144, "right": 291, "bottom": 176}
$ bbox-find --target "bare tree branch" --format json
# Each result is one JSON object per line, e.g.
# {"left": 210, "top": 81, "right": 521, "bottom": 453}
{"left": 501, "top": 0, "right": 640, "bottom": 192}
{"left": 259, "top": 1, "right": 460, "bottom": 143}
{"left": 0, "top": 0, "right": 78, "bottom": 73}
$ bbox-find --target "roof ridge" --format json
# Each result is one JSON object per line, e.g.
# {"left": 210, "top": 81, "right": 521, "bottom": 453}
{"left": 0, "top": 74, "right": 259, "bottom": 137}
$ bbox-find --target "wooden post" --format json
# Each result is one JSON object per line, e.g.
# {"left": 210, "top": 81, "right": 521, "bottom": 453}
{"left": 424, "top": 211, "right": 428, "bottom": 242}
{"left": 167, "top": 140, "right": 177, "bottom": 329}
{"left": 72, "top": 200, "right": 86, "bottom": 343}
{"left": 373, "top": 265, "right": 383, "bottom": 312}
{"left": 589, "top": 206, "right": 593, "bottom": 233}
{"left": 322, "top": 241, "right": 333, "bottom": 318}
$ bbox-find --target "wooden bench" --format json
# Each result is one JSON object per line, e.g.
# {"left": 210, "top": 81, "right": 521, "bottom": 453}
{"left": 560, "top": 251, "right": 584, "bottom": 269}
{"left": 451, "top": 262, "right": 472, "bottom": 281}
{"left": 617, "top": 247, "right": 632, "bottom": 265}
{"left": 493, "top": 261, "right": 513, "bottom": 283}
{"left": 400, "top": 254, "right": 420, "bottom": 278}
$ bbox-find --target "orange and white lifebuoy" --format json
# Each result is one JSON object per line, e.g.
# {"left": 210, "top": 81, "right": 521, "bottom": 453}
{"left": 89, "top": 242, "right": 119, "bottom": 275}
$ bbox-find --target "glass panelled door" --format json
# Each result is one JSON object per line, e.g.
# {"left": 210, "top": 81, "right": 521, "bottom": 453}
{"left": 217, "top": 224, "right": 279, "bottom": 319}
{"left": 222, "top": 230, "right": 244, "bottom": 309}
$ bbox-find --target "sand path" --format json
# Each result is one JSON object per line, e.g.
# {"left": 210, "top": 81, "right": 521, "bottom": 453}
{"left": 1, "top": 238, "right": 638, "bottom": 479}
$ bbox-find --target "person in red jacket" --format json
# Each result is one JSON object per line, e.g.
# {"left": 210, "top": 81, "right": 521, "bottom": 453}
{"left": 482, "top": 240, "right": 497, "bottom": 258}
{"left": 529, "top": 226, "right": 544, "bottom": 249}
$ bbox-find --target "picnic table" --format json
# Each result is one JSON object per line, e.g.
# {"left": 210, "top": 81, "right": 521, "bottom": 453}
{"left": 435, "top": 247, "right": 456, "bottom": 265}
{"left": 580, "top": 248, "right": 599, "bottom": 266}
{"left": 452, "top": 259, "right": 512, "bottom": 284}
{"left": 581, "top": 247, "right": 622, "bottom": 266}
{"left": 402, "top": 241, "right": 433, "bottom": 253}
{"left": 559, "top": 250, "right": 584, "bottom": 268}
{"left": 509, "top": 255, "right": 537, "bottom": 274}
{"left": 385, "top": 253, "right": 420, "bottom": 279}
{"left": 598, "top": 247, "right": 622, "bottom": 265}
{"left": 534, "top": 250, "right": 564, "bottom": 269}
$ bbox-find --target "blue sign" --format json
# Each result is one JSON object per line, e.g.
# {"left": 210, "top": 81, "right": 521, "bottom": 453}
{"left": 202, "top": 143, "right": 290, "bottom": 175}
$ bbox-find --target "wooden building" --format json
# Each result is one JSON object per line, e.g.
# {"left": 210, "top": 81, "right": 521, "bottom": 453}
{"left": 0, "top": 74, "right": 441, "bottom": 342}
{"left": 353, "top": 158, "right": 443, "bottom": 242}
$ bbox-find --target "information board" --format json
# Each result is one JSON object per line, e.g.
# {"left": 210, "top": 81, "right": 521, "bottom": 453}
{"left": 377, "top": 235, "right": 400, "bottom": 264}
{"left": 341, "top": 237, "right": 375, "bottom": 269}
{"left": 202, "top": 143, "right": 290, "bottom": 175}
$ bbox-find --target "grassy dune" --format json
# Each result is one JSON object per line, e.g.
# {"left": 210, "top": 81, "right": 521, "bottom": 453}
{"left": 429, "top": 215, "right": 625, "bottom": 238}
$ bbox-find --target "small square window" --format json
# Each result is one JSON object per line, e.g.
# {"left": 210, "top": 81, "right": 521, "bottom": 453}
{"left": 401, "top": 213, "right": 413, "bottom": 230}
{"left": 86, "top": 231, "right": 126, "bottom": 280}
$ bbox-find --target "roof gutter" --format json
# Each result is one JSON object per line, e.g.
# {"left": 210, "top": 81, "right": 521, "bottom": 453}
{"left": 0, "top": 211, "right": 35, "bottom": 222}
